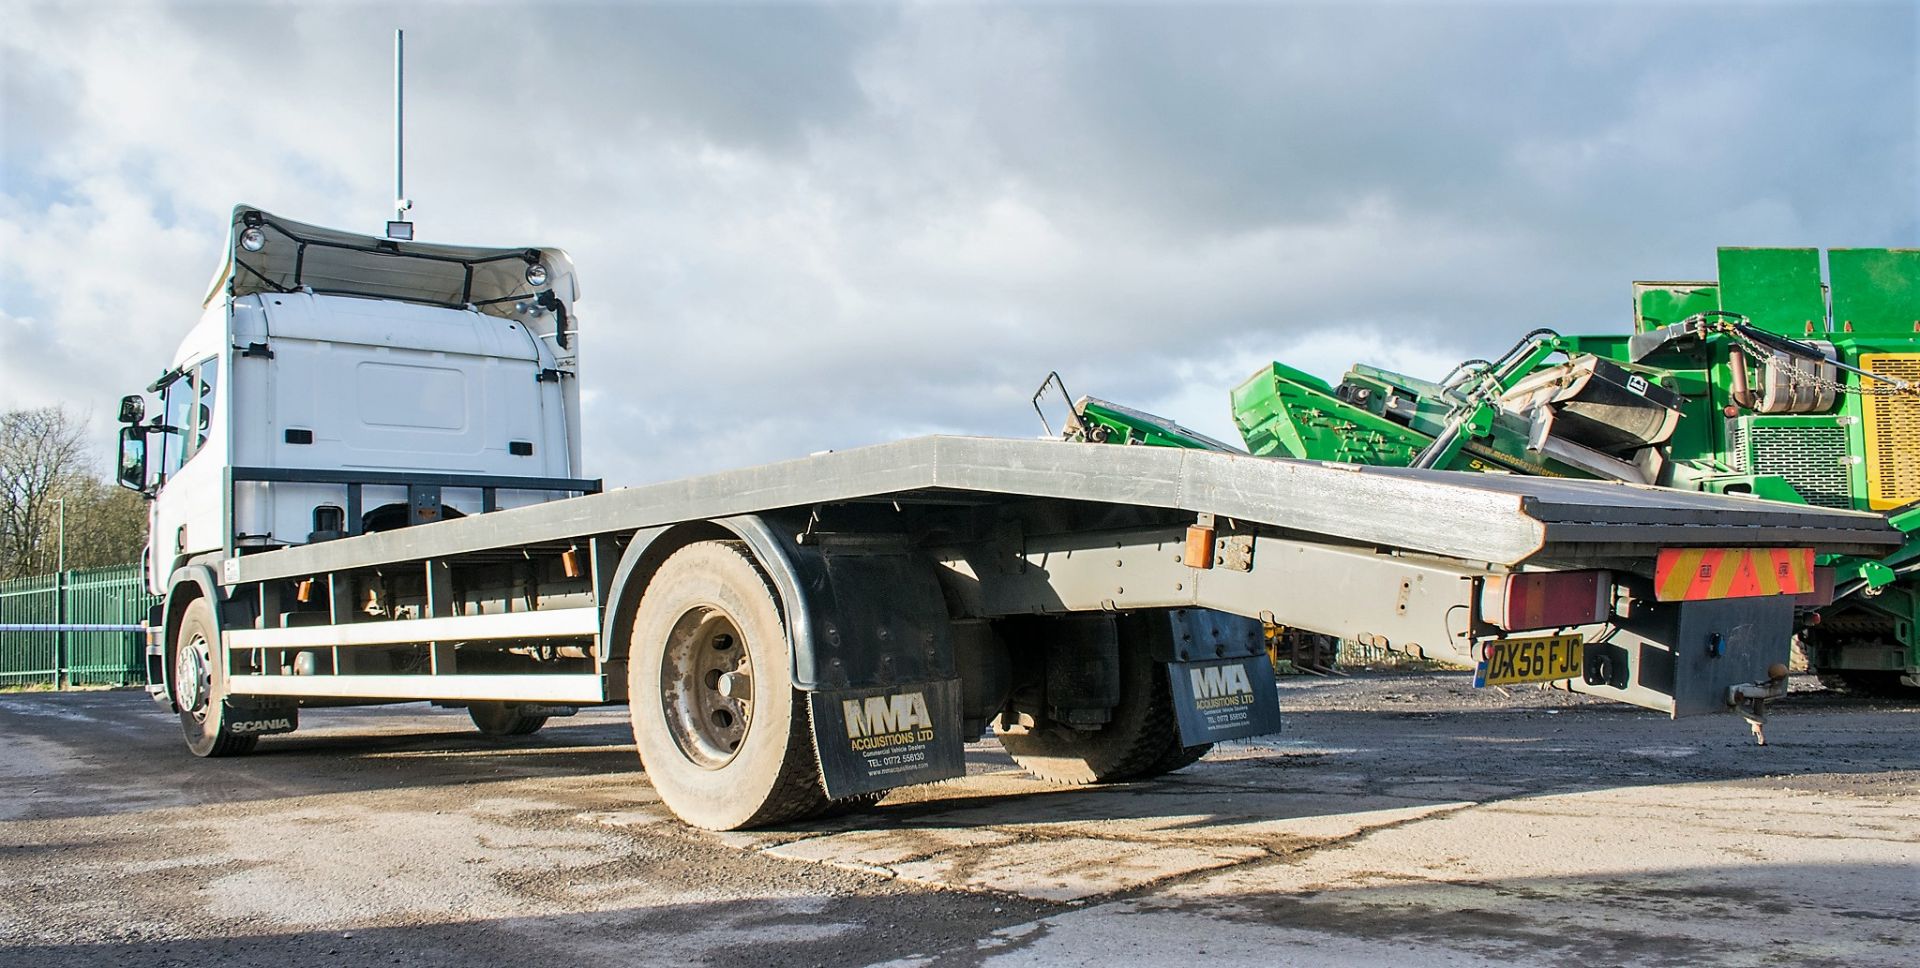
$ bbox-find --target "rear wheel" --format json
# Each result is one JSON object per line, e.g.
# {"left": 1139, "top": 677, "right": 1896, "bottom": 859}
{"left": 174, "top": 598, "right": 258, "bottom": 758}
{"left": 468, "top": 702, "right": 549, "bottom": 736}
{"left": 996, "top": 613, "right": 1210, "bottom": 784}
{"left": 1144, "top": 729, "right": 1213, "bottom": 775}
{"left": 627, "top": 541, "right": 830, "bottom": 830}
{"left": 817, "top": 790, "right": 888, "bottom": 818}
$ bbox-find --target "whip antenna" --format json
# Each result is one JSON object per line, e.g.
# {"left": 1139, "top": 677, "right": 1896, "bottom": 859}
{"left": 386, "top": 28, "right": 414, "bottom": 240}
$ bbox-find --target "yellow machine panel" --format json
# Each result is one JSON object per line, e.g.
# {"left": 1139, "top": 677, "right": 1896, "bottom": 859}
{"left": 1860, "top": 353, "right": 1920, "bottom": 510}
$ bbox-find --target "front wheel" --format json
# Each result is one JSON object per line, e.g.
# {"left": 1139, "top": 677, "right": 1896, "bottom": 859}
{"left": 174, "top": 598, "right": 258, "bottom": 758}
{"left": 627, "top": 540, "right": 830, "bottom": 830}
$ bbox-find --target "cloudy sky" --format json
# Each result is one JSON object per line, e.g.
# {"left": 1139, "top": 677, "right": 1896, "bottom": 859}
{"left": 2, "top": 0, "right": 1914, "bottom": 487}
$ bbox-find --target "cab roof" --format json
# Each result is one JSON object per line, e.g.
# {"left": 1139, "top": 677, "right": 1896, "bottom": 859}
{"left": 203, "top": 206, "right": 579, "bottom": 334}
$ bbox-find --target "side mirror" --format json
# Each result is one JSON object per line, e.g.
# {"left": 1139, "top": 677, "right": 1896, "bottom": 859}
{"left": 119, "top": 394, "right": 145, "bottom": 424}
{"left": 117, "top": 426, "right": 149, "bottom": 494}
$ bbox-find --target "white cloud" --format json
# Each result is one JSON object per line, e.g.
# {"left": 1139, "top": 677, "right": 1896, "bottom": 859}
{"left": 1, "top": 0, "right": 1913, "bottom": 489}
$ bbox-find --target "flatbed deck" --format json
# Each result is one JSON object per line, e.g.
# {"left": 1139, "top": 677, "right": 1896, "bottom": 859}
{"left": 231, "top": 435, "right": 1900, "bottom": 585}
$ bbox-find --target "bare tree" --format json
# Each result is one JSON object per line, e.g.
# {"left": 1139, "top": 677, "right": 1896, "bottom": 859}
{"left": 54, "top": 476, "right": 149, "bottom": 571}
{"left": 0, "top": 406, "right": 148, "bottom": 579}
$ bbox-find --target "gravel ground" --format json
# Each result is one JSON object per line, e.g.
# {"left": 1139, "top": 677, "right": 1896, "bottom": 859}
{"left": 1, "top": 673, "right": 1915, "bottom": 967}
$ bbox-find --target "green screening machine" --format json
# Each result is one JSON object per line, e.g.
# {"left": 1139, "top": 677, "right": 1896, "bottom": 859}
{"left": 1047, "top": 247, "right": 1919, "bottom": 693}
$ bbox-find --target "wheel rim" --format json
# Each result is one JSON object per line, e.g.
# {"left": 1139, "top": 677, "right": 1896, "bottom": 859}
{"left": 658, "top": 605, "right": 753, "bottom": 769}
{"left": 176, "top": 632, "right": 211, "bottom": 721}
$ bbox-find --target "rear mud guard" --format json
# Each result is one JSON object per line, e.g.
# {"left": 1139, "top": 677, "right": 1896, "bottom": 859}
{"left": 1159, "top": 609, "right": 1283, "bottom": 745}
{"left": 1570, "top": 575, "right": 1795, "bottom": 718}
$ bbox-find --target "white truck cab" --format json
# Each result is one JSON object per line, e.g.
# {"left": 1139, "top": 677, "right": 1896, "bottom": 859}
{"left": 117, "top": 206, "right": 592, "bottom": 595}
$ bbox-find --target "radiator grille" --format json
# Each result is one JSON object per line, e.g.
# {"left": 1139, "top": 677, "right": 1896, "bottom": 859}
{"left": 1728, "top": 421, "right": 1852, "bottom": 508}
{"left": 1861, "top": 354, "right": 1920, "bottom": 510}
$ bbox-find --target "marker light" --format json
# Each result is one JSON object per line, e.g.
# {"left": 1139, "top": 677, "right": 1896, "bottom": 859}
{"left": 525, "top": 262, "right": 548, "bottom": 287}
{"left": 1480, "top": 570, "right": 1611, "bottom": 632}
{"left": 239, "top": 226, "right": 266, "bottom": 252}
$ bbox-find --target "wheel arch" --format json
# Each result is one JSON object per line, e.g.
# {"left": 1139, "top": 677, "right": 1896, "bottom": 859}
{"left": 155, "top": 560, "right": 223, "bottom": 712}
{"left": 599, "top": 514, "right": 815, "bottom": 674}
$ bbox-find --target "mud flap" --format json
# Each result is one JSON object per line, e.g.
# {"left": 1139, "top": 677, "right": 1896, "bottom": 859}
{"left": 1167, "top": 653, "right": 1283, "bottom": 745}
{"left": 809, "top": 678, "right": 966, "bottom": 800}
{"left": 226, "top": 700, "right": 299, "bottom": 737}
{"left": 1569, "top": 575, "right": 1794, "bottom": 718}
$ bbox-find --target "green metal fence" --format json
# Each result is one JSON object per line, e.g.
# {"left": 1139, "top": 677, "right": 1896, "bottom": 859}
{"left": 0, "top": 564, "right": 155, "bottom": 688}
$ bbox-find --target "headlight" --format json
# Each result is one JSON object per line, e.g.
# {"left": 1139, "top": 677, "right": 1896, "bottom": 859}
{"left": 525, "top": 262, "right": 548, "bottom": 287}
{"left": 239, "top": 227, "right": 266, "bottom": 252}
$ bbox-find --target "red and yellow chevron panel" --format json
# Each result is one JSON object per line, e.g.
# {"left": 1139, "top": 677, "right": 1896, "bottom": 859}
{"left": 1653, "top": 547, "right": 1815, "bottom": 602}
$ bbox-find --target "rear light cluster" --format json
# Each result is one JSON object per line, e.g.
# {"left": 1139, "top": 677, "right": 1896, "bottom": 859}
{"left": 1481, "top": 571, "right": 1611, "bottom": 632}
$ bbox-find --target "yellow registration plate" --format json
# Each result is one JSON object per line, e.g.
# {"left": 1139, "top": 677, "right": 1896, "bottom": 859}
{"left": 1474, "top": 632, "right": 1584, "bottom": 687}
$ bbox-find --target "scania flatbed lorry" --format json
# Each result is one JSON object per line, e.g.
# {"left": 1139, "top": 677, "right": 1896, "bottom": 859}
{"left": 114, "top": 207, "right": 1902, "bottom": 830}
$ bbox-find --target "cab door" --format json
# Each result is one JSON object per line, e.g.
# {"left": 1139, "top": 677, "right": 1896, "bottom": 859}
{"left": 149, "top": 356, "right": 225, "bottom": 578}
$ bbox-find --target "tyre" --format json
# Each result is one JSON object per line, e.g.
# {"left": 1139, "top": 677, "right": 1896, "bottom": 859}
{"left": 996, "top": 612, "right": 1210, "bottom": 784}
{"left": 174, "top": 598, "right": 258, "bottom": 758}
{"left": 627, "top": 540, "right": 830, "bottom": 830}
{"left": 1144, "top": 730, "right": 1213, "bottom": 775}
{"left": 816, "top": 790, "right": 887, "bottom": 819}
{"left": 468, "top": 701, "right": 550, "bottom": 736}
